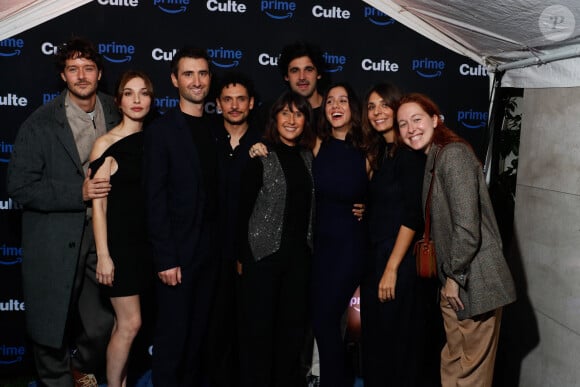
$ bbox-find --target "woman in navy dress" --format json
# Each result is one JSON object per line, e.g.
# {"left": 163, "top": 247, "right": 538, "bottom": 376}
{"left": 311, "top": 83, "right": 370, "bottom": 387}
{"left": 90, "top": 71, "right": 154, "bottom": 387}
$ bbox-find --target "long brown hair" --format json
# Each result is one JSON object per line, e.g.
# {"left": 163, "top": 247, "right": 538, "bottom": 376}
{"left": 361, "top": 82, "right": 402, "bottom": 170}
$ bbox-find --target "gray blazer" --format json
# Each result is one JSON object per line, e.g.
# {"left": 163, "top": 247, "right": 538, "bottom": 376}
{"left": 424, "top": 142, "right": 516, "bottom": 320}
{"left": 7, "top": 91, "right": 120, "bottom": 348}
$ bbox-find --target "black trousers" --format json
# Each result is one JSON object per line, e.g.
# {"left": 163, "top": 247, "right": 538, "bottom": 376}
{"left": 33, "top": 221, "right": 114, "bottom": 387}
{"left": 152, "top": 261, "right": 217, "bottom": 387}
{"left": 207, "top": 253, "right": 241, "bottom": 387}
{"left": 239, "top": 246, "right": 311, "bottom": 387}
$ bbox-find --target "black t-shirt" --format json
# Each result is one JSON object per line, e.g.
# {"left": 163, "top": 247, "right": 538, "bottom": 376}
{"left": 183, "top": 113, "right": 219, "bottom": 220}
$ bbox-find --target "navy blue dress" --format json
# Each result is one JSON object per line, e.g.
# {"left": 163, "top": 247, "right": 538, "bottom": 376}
{"left": 311, "top": 137, "right": 368, "bottom": 387}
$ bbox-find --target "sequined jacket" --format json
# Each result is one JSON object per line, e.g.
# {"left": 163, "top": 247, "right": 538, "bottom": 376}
{"left": 246, "top": 148, "right": 315, "bottom": 261}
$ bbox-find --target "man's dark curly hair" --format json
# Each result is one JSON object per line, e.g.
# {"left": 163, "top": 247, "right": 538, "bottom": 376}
{"left": 56, "top": 37, "right": 103, "bottom": 72}
{"left": 278, "top": 41, "right": 326, "bottom": 79}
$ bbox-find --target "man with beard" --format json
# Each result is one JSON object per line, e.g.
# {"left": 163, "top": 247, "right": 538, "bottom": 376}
{"left": 7, "top": 37, "right": 117, "bottom": 387}
{"left": 278, "top": 41, "right": 327, "bottom": 130}
{"left": 144, "top": 47, "right": 219, "bottom": 386}
{"left": 207, "top": 71, "right": 262, "bottom": 387}
{"left": 255, "top": 41, "right": 326, "bottom": 135}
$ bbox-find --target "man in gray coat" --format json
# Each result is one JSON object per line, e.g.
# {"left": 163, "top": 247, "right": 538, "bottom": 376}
{"left": 7, "top": 37, "right": 118, "bottom": 387}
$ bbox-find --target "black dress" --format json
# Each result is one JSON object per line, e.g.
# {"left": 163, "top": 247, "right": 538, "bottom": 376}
{"left": 361, "top": 142, "right": 440, "bottom": 386}
{"left": 90, "top": 132, "right": 152, "bottom": 297}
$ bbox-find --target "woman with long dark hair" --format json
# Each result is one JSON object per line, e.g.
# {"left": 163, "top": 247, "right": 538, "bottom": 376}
{"left": 360, "top": 83, "right": 440, "bottom": 386}
{"left": 89, "top": 70, "right": 154, "bottom": 387}
{"left": 310, "top": 82, "right": 370, "bottom": 387}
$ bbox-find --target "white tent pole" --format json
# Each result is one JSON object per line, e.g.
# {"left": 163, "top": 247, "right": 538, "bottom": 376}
{"left": 496, "top": 44, "right": 580, "bottom": 71}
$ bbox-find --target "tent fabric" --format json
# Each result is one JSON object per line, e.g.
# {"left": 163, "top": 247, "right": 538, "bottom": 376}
{"left": 0, "top": 0, "right": 91, "bottom": 42}
{"left": 364, "top": 0, "right": 580, "bottom": 88}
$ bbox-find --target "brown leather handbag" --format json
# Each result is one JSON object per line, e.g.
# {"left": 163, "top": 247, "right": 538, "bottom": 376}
{"left": 414, "top": 148, "right": 440, "bottom": 278}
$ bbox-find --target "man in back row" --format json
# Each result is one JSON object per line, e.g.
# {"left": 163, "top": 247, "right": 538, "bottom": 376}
{"left": 278, "top": 40, "right": 327, "bottom": 129}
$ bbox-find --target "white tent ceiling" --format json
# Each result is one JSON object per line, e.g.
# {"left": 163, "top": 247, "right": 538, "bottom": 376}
{"left": 0, "top": 0, "right": 91, "bottom": 42}
{"left": 363, "top": 0, "right": 580, "bottom": 88}
{"left": 2, "top": 1, "right": 579, "bottom": 88}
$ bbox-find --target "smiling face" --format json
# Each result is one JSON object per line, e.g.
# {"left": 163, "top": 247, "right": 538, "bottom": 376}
{"left": 171, "top": 57, "right": 211, "bottom": 106}
{"left": 119, "top": 76, "right": 152, "bottom": 122}
{"left": 324, "top": 86, "right": 352, "bottom": 131}
{"left": 216, "top": 83, "right": 254, "bottom": 126}
{"left": 60, "top": 57, "right": 101, "bottom": 104}
{"left": 285, "top": 56, "right": 321, "bottom": 99}
{"left": 366, "top": 91, "right": 395, "bottom": 141}
{"left": 397, "top": 102, "right": 438, "bottom": 153}
{"left": 276, "top": 103, "right": 305, "bottom": 146}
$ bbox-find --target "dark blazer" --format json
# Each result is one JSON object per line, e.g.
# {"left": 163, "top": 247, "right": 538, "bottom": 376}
{"left": 6, "top": 91, "right": 120, "bottom": 348}
{"left": 424, "top": 142, "right": 516, "bottom": 320}
{"left": 144, "top": 108, "right": 214, "bottom": 273}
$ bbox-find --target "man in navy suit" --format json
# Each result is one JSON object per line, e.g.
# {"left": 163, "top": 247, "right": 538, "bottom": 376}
{"left": 144, "top": 47, "right": 219, "bottom": 386}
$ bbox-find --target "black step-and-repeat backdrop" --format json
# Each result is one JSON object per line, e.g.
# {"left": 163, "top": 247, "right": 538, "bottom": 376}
{"left": 0, "top": 0, "right": 489, "bottom": 374}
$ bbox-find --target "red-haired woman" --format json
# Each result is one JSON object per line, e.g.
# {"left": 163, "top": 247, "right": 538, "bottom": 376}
{"left": 397, "top": 93, "right": 516, "bottom": 387}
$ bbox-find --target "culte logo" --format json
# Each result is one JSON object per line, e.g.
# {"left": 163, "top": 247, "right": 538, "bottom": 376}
{"left": 0, "top": 38, "right": 23, "bottom": 57}
{"left": 151, "top": 48, "right": 177, "bottom": 61}
{"left": 0, "top": 244, "right": 22, "bottom": 265}
{"left": 364, "top": 6, "right": 395, "bottom": 26}
{"left": 154, "top": 0, "right": 189, "bottom": 14}
{"left": 207, "top": 0, "right": 247, "bottom": 13}
{"left": 154, "top": 100, "right": 218, "bottom": 115}
{"left": 261, "top": 0, "right": 295, "bottom": 20}
{"left": 0, "top": 198, "right": 22, "bottom": 210}
{"left": 98, "top": 42, "right": 135, "bottom": 63}
{"left": 0, "top": 141, "right": 14, "bottom": 164}
{"left": 97, "top": 0, "right": 138, "bottom": 6}
{"left": 459, "top": 63, "right": 488, "bottom": 77}
{"left": 208, "top": 47, "right": 242, "bottom": 69}
{"left": 412, "top": 57, "right": 445, "bottom": 78}
{"left": 258, "top": 53, "right": 279, "bottom": 66}
{"left": 0, "top": 300, "right": 25, "bottom": 311}
{"left": 204, "top": 101, "right": 221, "bottom": 115}
{"left": 0, "top": 345, "right": 25, "bottom": 365}
{"left": 361, "top": 58, "right": 399, "bottom": 72}
{"left": 312, "top": 5, "right": 350, "bottom": 19}
{"left": 457, "top": 109, "right": 488, "bottom": 129}
{"left": 323, "top": 51, "right": 346, "bottom": 73}
{"left": 0, "top": 94, "right": 28, "bottom": 107}
{"left": 41, "top": 42, "right": 58, "bottom": 56}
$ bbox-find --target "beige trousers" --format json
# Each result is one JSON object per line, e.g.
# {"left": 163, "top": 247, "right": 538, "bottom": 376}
{"left": 440, "top": 297, "right": 502, "bottom": 387}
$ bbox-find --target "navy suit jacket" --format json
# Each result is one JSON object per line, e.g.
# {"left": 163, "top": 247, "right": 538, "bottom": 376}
{"left": 144, "top": 108, "right": 213, "bottom": 273}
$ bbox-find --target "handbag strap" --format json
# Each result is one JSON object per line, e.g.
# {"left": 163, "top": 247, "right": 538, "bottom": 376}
{"left": 423, "top": 145, "right": 443, "bottom": 241}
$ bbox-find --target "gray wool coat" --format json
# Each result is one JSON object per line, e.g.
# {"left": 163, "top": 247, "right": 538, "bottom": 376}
{"left": 6, "top": 91, "right": 120, "bottom": 348}
{"left": 424, "top": 142, "right": 516, "bottom": 320}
